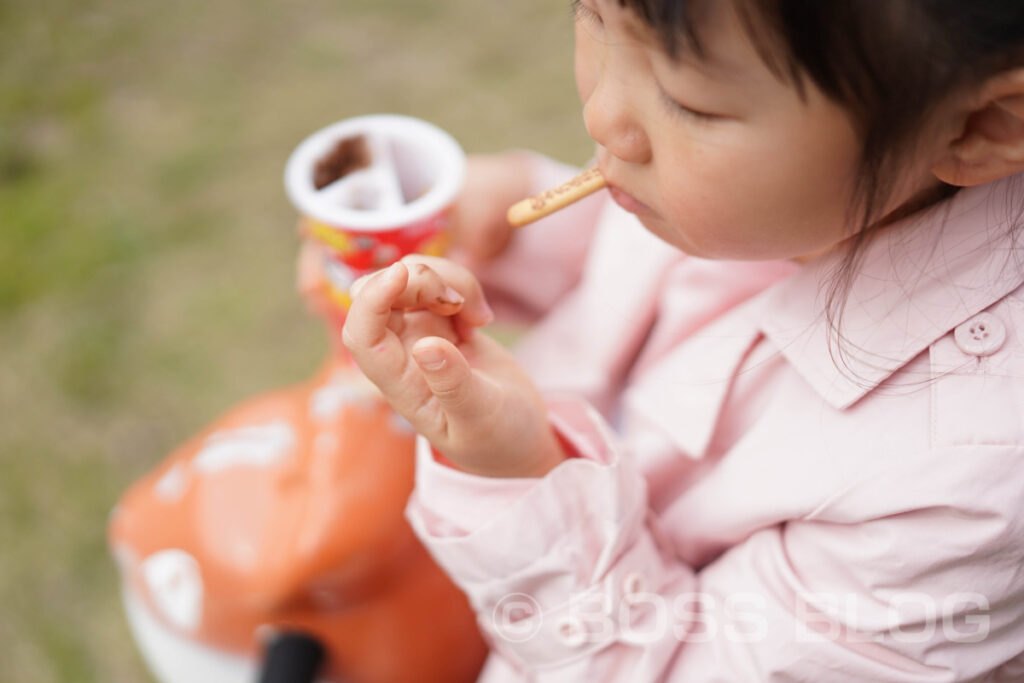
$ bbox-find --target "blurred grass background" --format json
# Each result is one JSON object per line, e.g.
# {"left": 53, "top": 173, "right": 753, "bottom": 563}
{"left": 0, "top": 0, "right": 590, "bottom": 679}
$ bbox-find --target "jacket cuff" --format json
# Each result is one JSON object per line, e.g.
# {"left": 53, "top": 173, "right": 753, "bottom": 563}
{"left": 411, "top": 396, "right": 613, "bottom": 537}
{"left": 412, "top": 438, "right": 541, "bottom": 538}
{"left": 406, "top": 397, "right": 673, "bottom": 668}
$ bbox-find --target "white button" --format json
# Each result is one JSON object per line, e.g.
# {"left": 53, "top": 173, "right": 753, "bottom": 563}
{"left": 622, "top": 572, "right": 648, "bottom": 597}
{"left": 954, "top": 313, "right": 1006, "bottom": 357}
{"left": 554, "top": 616, "right": 587, "bottom": 648}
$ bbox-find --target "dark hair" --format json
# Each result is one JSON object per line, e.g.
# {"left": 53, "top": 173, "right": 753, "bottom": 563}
{"left": 617, "top": 0, "right": 1024, "bottom": 377}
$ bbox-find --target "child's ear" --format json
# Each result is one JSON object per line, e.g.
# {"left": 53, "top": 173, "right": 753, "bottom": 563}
{"left": 932, "top": 68, "right": 1024, "bottom": 187}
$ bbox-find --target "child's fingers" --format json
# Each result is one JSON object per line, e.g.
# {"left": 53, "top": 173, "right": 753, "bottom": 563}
{"left": 342, "top": 262, "right": 412, "bottom": 383}
{"left": 350, "top": 260, "right": 470, "bottom": 321}
{"left": 400, "top": 255, "right": 494, "bottom": 326}
{"left": 411, "top": 335, "right": 492, "bottom": 424}
{"left": 296, "top": 239, "right": 332, "bottom": 316}
{"left": 400, "top": 309, "right": 463, "bottom": 347}
{"left": 393, "top": 260, "right": 468, "bottom": 315}
{"left": 347, "top": 255, "right": 493, "bottom": 349}
{"left": 344, "top": 264, "right": 463, "bottom": 421}
{"left": 296, "top": 239, "right": 325, "bottom": 296}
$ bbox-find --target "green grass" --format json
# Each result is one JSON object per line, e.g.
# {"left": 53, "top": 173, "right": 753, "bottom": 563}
{"left": 0, "top": 0, "right": 590, "bottom": 680}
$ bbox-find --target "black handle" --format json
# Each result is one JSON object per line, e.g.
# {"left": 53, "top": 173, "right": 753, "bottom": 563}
{"left": 258, "top": 631, "right": 326, "bottom": 683}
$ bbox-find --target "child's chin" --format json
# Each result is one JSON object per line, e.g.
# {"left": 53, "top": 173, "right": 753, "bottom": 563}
{"left": 636, "top": 217, "right": 706, "bottom": 256}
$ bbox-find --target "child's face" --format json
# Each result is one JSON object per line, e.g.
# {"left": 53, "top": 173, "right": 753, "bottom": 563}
{"left": 573, "top": 0, "right": 933, "bottom": 261}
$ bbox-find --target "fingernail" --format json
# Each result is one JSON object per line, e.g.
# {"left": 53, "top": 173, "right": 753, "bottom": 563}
{"left": 439, "top": 285, "right": 464, "bottom": 305}
{"left": 414, "top": 347, "right": 446, "bottom": 370}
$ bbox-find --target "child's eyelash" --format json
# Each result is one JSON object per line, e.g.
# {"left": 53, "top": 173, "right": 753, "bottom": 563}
{"left": 571, "top": 0, "right": 603, "bottom": 27}
{"left": 658, "top": 87, "right": 717, "bottom": 122}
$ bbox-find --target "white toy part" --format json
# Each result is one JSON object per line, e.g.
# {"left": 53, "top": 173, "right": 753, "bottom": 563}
{"left": 123, "top": 586, "right": 330, "bottom": 683}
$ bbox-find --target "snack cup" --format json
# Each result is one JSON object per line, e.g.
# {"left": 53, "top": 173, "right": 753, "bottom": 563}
{"left": 284, "top": 115, "right": 466, "bottom": 313}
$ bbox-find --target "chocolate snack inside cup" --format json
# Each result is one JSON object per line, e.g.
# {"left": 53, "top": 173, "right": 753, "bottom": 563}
{"left": 313, "top": 135, "right": 371, "bottom": 190}
{"left": 312, "top": 132, "right": 438, "bottom": 211}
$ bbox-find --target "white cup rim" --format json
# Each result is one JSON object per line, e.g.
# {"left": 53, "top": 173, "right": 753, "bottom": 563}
{"left": 284, "top": 114, "right": 465, "bottom": 232}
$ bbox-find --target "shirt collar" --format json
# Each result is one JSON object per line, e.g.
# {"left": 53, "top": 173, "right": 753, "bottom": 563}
{"left": 758, "top": 174, "right": 1024, "bottom": 410}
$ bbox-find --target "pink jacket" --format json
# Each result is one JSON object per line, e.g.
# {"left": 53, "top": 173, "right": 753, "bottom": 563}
{"left": 405, "top": 157, "right": 1024, "bottom": 682}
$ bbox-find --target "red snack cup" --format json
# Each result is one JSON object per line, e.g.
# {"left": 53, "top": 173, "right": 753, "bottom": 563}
{"left": 284, "top": 115, "right": 466, "bottom": 317}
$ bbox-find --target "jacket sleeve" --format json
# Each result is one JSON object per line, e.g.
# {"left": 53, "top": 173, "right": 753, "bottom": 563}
{"left": 405, "top": 397, "right": 1024, "bottom": 681}
{"left": 469, "top": 153, "right": 607, "bottom": 326}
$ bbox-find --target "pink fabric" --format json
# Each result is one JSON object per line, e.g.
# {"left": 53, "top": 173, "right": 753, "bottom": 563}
{"left": 404, "top": 156, "right": 1024, "bottom": 681}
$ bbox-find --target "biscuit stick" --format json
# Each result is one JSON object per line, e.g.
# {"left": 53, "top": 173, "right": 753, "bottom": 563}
{"left": 506, "top": 167, "right": 607, "bottom": 227}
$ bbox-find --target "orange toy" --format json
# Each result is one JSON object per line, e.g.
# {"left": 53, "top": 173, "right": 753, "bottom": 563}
{"left": 109, "top": 116, "right": 487, "bottom": 683}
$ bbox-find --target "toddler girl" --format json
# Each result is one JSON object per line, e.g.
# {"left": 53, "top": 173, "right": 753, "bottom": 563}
{"left": 344, "top": 1, "right": 1024, "bottom": 679}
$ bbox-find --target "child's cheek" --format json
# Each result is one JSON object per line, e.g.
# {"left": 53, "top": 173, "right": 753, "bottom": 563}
{"left": 657, "top": 164, "right": 761, "bottom": 259}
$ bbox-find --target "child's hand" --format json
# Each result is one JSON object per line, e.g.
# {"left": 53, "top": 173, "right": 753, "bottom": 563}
{"left": 342, "top": 256, "right": 567, "bottom": 478}
{"left": 296, "top": 235, "right": 332, "bottom": 316}
{"left": 449, "top": 152, "right": 533, "bottom": 263}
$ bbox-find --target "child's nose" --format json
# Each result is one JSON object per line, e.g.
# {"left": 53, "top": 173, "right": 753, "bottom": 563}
{"left": 583, "top": 82, "right": 651, "bottom": 164}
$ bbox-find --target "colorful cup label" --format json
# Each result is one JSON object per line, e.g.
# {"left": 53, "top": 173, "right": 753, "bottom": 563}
{"left": 308, "top": 210, "right": 452, "bottom": 311}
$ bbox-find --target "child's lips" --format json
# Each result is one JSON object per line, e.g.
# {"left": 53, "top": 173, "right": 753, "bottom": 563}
{"left": 608, "top": 185, "right": 652, "bottom": 215}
